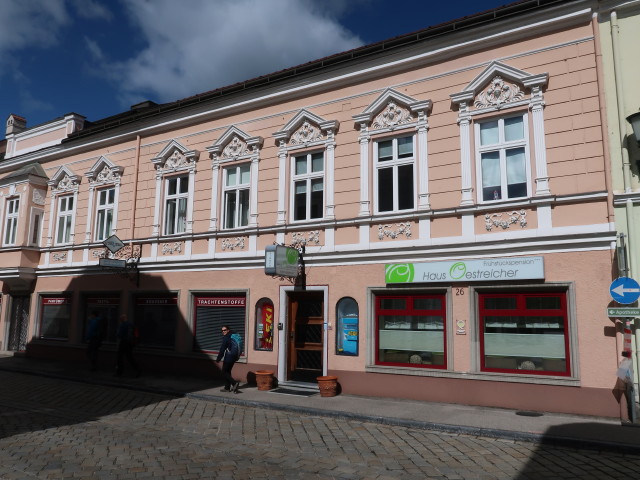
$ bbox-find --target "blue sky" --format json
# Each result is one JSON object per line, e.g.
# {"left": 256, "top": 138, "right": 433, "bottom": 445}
{"left": 0, "top": 0, "right": 512, "bottom": 136}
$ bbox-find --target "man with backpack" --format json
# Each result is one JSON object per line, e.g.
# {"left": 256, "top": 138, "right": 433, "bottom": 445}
{"left": 216, "top": 325, "right": 241, "bottom": 393}
{"left": 114, "top": 314, "right": 140, "bottom": 378}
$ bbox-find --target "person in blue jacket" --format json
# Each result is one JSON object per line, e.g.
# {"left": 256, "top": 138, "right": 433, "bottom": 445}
{"left": 114, "top": 314, "right": 139, "bottom": 377}
{"left": 85, "top": 310, "right": 104, "bottom": 371}
{"left": 216, "top": 325, "right": 239, "bottom": 393}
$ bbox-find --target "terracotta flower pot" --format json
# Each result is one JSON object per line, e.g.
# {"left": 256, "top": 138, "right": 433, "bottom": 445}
{"left": 317, "top": 375, "right": 339, "bottom": 397}
{"left": 255, "top": 370, "right": 275, "bottom": 391}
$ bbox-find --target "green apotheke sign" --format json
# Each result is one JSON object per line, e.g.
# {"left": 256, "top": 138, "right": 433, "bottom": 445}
{"left": 385, "top": 256, "right": 545, "bottom": 284}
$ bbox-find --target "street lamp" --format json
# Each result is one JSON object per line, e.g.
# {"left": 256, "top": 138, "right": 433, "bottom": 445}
{"left": 627, "top": 111, "right": 640, "bottom": 145}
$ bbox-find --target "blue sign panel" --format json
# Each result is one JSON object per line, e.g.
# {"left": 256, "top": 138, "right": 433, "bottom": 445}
{"left": 610, "top": 277, "right": 640, "bottom": 304}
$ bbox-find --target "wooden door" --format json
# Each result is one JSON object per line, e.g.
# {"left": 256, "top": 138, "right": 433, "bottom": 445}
{"left": 287, "top": 292, "right": 324, "bottom": 382}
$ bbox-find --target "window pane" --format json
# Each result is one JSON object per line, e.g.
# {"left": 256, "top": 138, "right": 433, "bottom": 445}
{"left": 311, "top": 153, "right": 324, "bottom": 172}
{"left": 225, "top": 192, "right": 237, "bottom": 229}
{"left": 57, "top": 217, "right": 65, "bottom": 243}
{"left": 480, "top": 121, "right": 499, "bottom": 145}
{"left": 506, "top": 148, "right": 526, "bottom": 183}
{"left": 178, "top": 176, "right": 188, "bottom": 194}
{"left": 97, "top": 210, "right": 106, "bottom": 239}
{"left": 415, "top": 316, "right": 444, "bottom": 330}
{"left": 68, "top": 197, "right": 74, "bottom": 209}
{"left": 98, "top": 190, "right": 106, "bottom": 205}
{"left": 310, "top": 179, "right": 323, "bottom": 219}
{"left": 414, "top": 298, "right": 442, "bottom": 310}
{"left": 177, "top": 198, "right": 187, "bottom": 232}
{"left": 378, "top": 167, "right": 393, "bottom": 212}
{"left": 397, "top": 136, "right": 413, "bottom": 158}
{"left": 238, "top": 189, "right": 249, "bottom": 226}
{"left": 168, "top": 178, "right": 177, "bottom": 195}
{"left": 226, "top": 168, "right": 237, "bottom": 187}
{"left": 165, "top": 200, "right": 176, "bottom": 234}
{"left": 481, "top": 152, "right": 501, "bottom": 201}
{"left": 484, "top": 297, "right": 517, "bottom": 309}
{"left": 64, "top": 216, "right": 72, "bottom": 242}
{"left": 397, "top": 164, "right": 414, "bottom": 210}
{"left": 526, "top": 296, "right": 561, "bottom": 310}
{"left": 504, "top": 116, "right": 524, "bottom": 142}
{"left": 294, "top": 181, "right": 307, "bottom": 221}
{"left": 380, "top": 298, "right": 406, "bottom": 310}
{"left": 239, "top": 165, "right": 250, "bottom": 184}
{"left": 295, "top": 156, "right": 307, "bottom": 175}
{"left": 108, "top": 188, "right": 115, "bottom": 203}
{"left": 378, "top": 140, "right": 393, "bottom": 161}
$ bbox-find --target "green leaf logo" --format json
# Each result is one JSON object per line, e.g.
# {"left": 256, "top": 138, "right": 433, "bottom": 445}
{"left": 449, "top": 262, "right": 466, "bottom": 280}
{"left": 286, "top": 248, "right": 299, "bottom": 265}
{"left": 385, "top": 264, "right": 414, "bottom": 283}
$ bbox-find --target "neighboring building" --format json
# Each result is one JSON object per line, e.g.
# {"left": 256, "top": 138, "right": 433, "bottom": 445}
{"left": 0, "top": 0, "right": 628, "bottom": 417}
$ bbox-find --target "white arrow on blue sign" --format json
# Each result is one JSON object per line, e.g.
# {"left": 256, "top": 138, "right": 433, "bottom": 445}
{"left": 610, "top": 277, "right": 640, "bottom": 304}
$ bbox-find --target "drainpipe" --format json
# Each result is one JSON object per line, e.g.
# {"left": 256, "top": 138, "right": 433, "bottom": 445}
{"left": 611, "top": 9, "right": 640, "bottom": 411}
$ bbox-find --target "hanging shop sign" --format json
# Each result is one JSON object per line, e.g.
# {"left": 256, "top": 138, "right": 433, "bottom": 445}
{"left": 385, "top": 256, "right": 544, "bottom": 284}
{"left": 264, "top": 245, "right": 300, "bottom": 277}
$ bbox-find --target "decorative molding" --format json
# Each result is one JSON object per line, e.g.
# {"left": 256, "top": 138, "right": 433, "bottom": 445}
{"left": 151, "top": 139, "right": 198, "bottom": 174}
{"left": 474, "top": 76, "right": 524, "bottom": 109}
{"left": 291, "top": 231, "right": 320, "bottom": 248}
{"left": 222, "top": 136, "right": 250, "bottom": 158}
{"left": 162, "top": 242, "right": 183, "bottom": 255}
{"left": 93, "top": 244, "right": 141, "bottom": 259}
{"left": 32, "top": 189, "right": 46, "bottom": 205}
{"left": 290, "top": 121, "right": 323, "bottom": 145}
{"left": 378, "top": 222, "right": 412, "bottom": 240}
{"left": 372, "top": 101, "right": 413, "bottom": 130}
{"left": 485, "top": 210, "right": 528, "bottom": 231}
{"left": 221, "top": 237, "right": 245, "bottom": 251}
{"left": 52, "top": 252, "right": 67, "bottom": 261}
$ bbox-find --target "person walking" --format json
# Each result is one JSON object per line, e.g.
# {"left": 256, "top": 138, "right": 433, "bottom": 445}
{"left": 216, "top": 325, "right": 240, "bottom": 393}
{"left": 85, "top": 310, "right": 104, "bottom": 371}
{"left": 114, "top": 314, "right": 140, "bottom": 377}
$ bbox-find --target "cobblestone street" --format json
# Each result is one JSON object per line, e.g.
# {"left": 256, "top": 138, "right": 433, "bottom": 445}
{"left": 1, "top": 371, "right": 639, "bottom": 479}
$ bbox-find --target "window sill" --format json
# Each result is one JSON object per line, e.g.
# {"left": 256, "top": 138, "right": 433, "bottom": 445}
{"left": 365, "top": 364, "right": 580, "bottom": 386}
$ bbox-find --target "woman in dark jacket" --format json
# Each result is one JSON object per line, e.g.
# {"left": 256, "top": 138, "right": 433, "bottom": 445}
{"left": 216, "top": 325, "right": 239, "bottom": 393}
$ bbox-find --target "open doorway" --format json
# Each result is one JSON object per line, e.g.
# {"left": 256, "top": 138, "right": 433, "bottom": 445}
{"left": 6, "top": 295, "right": 30, "bottom": 352}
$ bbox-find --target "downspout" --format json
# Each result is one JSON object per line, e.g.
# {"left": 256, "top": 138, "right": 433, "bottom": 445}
{"left": 610, "top": 9, "right": 640, "bottom": 407}
{"left": 130, "top": 134, "right": 142, "bottom": 287}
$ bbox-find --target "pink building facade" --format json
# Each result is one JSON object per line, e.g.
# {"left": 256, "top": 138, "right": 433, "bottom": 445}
{"left": 0, "top": 1, "right": 627, "bottom": 418}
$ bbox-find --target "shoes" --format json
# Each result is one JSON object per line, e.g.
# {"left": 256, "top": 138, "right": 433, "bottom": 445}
{"left": 220, "top": 388, "right": 230, "bottom": 392}
{"left": 232, "top": 382, "right": 240, "bottom": 393}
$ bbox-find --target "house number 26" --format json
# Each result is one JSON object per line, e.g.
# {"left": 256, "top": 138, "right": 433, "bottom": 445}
{"left": 455, "top": 288, "right": 465, "bottom": 296}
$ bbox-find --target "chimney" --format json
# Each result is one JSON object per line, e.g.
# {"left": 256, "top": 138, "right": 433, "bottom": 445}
{"left": 6, "top": 114, "right": 27, "bottom": 136}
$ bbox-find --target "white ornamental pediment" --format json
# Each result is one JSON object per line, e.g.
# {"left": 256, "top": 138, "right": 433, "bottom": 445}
{"left": 86, "top": 156, "right": 123, "bottom": 185}
{"left": 352, "top": 88, "right": 431, "bottom": 131}
{"left": 152, "top": 140, "right": 198, "bottom": 173}
{"left": 207, "top": 126, "right": 263, "bottom": 161}
{"left": 48, "top": 165, "right": 81, "bottom": 192}
{"left": 273, "top": 109, "right": 339, "bottom": 147}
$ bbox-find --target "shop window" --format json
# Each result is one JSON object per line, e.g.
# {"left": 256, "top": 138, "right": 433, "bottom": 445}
{"left": 479, "top": 291, "right": 570, "bottom": 375}
{"left": 292, "top": 151, "right": 324, "bottom": 221}
{"left": 134, "top": 295, "right": 178, "bottom": 348}
{"left": 193, "top": 295, "right": 246, "bottom": 355}
{"left": 83, "top": 296, "right": 120, "bottom": 343}
{"left": 375, "top": 294, "right": 446, "bottom": 368}
{"left": 336, "top": 297, "right": 358, "bottom": 356}
{"left": 223, "top": 164, "right": 250, "bottom": 229}
{"left": 3, "top": 197, "right": 19, "bottom": 246}
{"left": 375, "top": 135, "right": 415, "bottom": 213}
{"left": 39, "top": 297, "right": 72, "bottom": 340}
{"left": 475, "top": 114, "right": 530, "bottom": 202}
{"left": 255, "top": 298, "right": 274, "bottom": 351}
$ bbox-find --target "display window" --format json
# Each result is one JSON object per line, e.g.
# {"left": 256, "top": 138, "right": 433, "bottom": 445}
{"left": 336, "top": 297, "right": 358, "bottom": 356}
{"left": 134, "top": 295, "right": 178, "bottom": 348}
{"left": 478, "top": 291, "right": 570, "bottom": 375}
{"left": 375, "top": 293, "right": 446, "bottom": 368}
{"left": 83, "top": 296, "right": 120, "bottom": 343}
{"left": 193, "top": 295, "right": 246, "bottom": 355}
{"left": 254, "top": 298, "right": 274, "bottom": 351}
{"left": 39, "top": 297, "right": 72, "bottom": 340}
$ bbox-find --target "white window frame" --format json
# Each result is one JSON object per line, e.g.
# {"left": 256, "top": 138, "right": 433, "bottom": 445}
{"left": 163, "top": 175, "right": 189, "bottom": 235}
{"left": 3, "top": 197, "right": 20, "bottom": 246}
{"left": 94, "top": 187, "right": 115, "bottom": 241}
{"left": 373, "top": 134, "right": 416, "bottom": 214}
{"left": 290, "top": 151, "right": 325, "bottom": 222}
{"left": 28, "top": 207, "right": 44, "bottom": 247}
{"left": 55, "top": 195, "right": 75, "bottom": 245}
{"left": 222, "top": 164, "right": 251, "bottom": 229}
{"left": 474, "top": 113, "right": 531, "bottom": 204}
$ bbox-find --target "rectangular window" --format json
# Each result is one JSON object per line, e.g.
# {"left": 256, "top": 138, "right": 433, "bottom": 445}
{"left": 29, "top": 208, "right": 44, "bottom": 247}
{"left": 193, "top": 295, "right": 246, "bottom": 354}
{"left": 376, "top": 294, "right": 446, "bottom": 368}
{"left": 476, "top": 115, "right": 529, "bottom": 202}
{"left": 375, "top": 135, "right": 415, "bottom": 213}
{"left": 479, "top": 291, "right": 570, "bottom": 375}
{"left": 4, "top": 198, "right": 19, "bottom": 245}
{"left": 292, "top": 152, "right": 324, "bottom": 221}
{"left": 56, "top": 195, "right": 74, "bottom": 244}
{"left": 223, "top": 164, "right": 250, "bottom": 229}
{"left": 134, "top": 296, "right": 178, "bottom": 348}
{"left": 164, "top": 175, "right": 188, "bottom": 235}
{"left": 84, "top": 296, "right": 120, "bottom": 343}
{"left": 39, "top": 297, "right": 71, "bottom": 340}
{"left": 95, "top": 187, "right": 115, "bottom": 241}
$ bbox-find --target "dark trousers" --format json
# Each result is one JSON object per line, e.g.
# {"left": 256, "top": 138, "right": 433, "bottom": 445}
{"left": 222, "top": 360, "right": 236, "bottom": 389}
{"left": 116, "top": 341, "right": 139, "bottom": 376}
{"left": 86, "top": 337, "right": 102, "bottom": 370}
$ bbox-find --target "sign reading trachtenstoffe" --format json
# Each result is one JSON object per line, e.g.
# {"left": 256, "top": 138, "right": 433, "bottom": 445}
{"left": 385, "top": 256, "right": 544, "bottom": 284}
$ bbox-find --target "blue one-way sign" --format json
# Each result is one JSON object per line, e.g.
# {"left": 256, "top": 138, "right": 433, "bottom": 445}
{"left": 610, "top": 277, "right": 640, "bottom": 304}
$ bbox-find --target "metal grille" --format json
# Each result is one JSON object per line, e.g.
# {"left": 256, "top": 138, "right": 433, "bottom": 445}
{"left": 295, "top": 349, "right": 322, "bottom": 370}
{"left": 296, "top": 324, "right": 322, "bottom": 344}
{"left": 8, "top": 296, "right": 30, "bottom": 351}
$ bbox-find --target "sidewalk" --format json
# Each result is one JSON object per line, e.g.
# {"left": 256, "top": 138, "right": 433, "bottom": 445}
{"left": 1, "top": 354, "right": 639, "bottom": 453}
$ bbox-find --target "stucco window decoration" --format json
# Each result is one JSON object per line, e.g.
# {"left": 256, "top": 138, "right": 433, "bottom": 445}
{"left": 151, "top": 140, "right": 199, "bottom": 237}
{"left": 85, "top": 156, "right": 124, "bottom": 243}
{"left": 162, "top": 242, "right": 183, "bottom": 255}
{"left": 290, "top": 230, "right": 320, "bottom": 247}
{"left": 378, "top": 222, "right": 412, "bottom": 240}
{"left": 485, "top": 210, "right": 527, "bottom": 231}
{"left": 273, "top": 109, "right": 339, "bottom": 224}
{"left": 207, "top": 126, "right": 264, "bottom": 231}
{"left": 353, "top": 88, "right": 432, "bottom": 216}
{"left": 450, "top": 61, "right": 550, "bottom": 206}
{"left": 47, "top": 166, "right": 81, "bottom": 247}
{"left": 221, "top": 237, "right": 245, "bottom": 251}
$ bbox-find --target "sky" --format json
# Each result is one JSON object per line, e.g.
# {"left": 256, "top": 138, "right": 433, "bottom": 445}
{"left": 0, "top": 0, "right": 514, "bottom": 137}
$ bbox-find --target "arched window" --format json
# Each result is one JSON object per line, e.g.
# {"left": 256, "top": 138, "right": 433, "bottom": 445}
{"left": 255, "top": 298, "right": 274, "bottom": 351}
{"left": 336, "top": 297, "right": 358, "bottom": 356}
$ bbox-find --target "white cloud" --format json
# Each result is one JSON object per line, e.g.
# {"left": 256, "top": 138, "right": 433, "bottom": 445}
{"left": 103, "top": 0, "right": 363, "bottom": 105}
{"left": 0, "top": 0, "right": 69, "bottom": 54}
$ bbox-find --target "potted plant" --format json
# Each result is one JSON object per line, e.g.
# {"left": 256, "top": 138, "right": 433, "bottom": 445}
{"left": 316, "top": 375, "right": 339, "bottom": 397}
{"left": 255, "top": 370, "right": 275, "bottom": 391}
